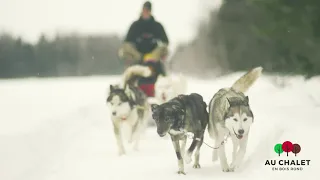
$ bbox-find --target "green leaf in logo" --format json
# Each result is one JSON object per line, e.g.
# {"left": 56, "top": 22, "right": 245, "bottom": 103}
{"left": 274, "top": 143, "right": 283, "bottom": 156}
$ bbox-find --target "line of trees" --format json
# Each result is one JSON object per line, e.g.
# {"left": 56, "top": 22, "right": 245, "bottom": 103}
{"left": 171, "top": 0, "right": 320, "bottom": 78}
{"left": 2, "top": 0, "right": 320, "bottom": 78}
{"left": 0, "top": 33, "right": 123, "bottom": 78}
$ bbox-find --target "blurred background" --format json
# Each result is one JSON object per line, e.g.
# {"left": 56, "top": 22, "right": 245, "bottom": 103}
{"left": 1, "top": 0, "right": 319, "bottom": 79}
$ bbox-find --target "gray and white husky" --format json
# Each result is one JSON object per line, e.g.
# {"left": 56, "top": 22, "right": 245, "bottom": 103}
{"left": 106, "top": 65, "right": 151, "bottom": 155}
{"left": 151, "top": 93, "right": 209, "bottom": 175}
{"left": 208, "top": 67, "right": 263, "bottom": 172}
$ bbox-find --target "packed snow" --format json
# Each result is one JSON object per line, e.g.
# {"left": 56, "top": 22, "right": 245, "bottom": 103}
{"left": 0, "top": 73, "right": 319, "bottom": 180}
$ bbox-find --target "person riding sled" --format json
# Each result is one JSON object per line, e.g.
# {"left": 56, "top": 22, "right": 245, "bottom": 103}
{"left": 118, "top": 1, "right": 169, "bottom": 97}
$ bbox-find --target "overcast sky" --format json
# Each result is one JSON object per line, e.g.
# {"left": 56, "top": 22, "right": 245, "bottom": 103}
{"left": 0, "top": 0, "right": 221, "bottom": 47}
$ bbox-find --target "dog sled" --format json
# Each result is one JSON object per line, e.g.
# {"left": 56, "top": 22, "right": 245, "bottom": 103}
{"left": 124, "top": 52, "right": 167, "bottom": 99}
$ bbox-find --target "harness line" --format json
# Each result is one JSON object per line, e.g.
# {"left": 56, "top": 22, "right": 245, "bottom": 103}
{"left": 185, "top": 132, "right": 230, "bottom": 150}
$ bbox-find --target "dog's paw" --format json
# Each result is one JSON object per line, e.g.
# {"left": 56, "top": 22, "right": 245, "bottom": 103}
{"left": 229, "top": 163, "right": 238, "bottom": 172}
{"left": 193, "top": 163, "right": 201, "bottom": 169}
{"left": 177, "top": 171, "right": 186, "bottom": 175}
{"left": 184, "top": 153, "right": 192, "bottom": 164}
{"left": 228, "top": 167, "right": 235, "bottom": 172}
{"left": 222, "top": 168, "right": 231, "bottom": 172}
{"left": 221, "top": 164, "right": 230, "bottom": 172}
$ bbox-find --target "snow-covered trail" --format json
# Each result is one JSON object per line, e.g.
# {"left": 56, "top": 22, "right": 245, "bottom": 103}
{"left": 0, "top": 74, "right": 319, "bottom": 180}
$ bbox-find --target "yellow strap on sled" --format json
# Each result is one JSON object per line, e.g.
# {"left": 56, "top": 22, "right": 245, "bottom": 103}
{"left": 143, "top": 53, "right": 156, "bottom": 62}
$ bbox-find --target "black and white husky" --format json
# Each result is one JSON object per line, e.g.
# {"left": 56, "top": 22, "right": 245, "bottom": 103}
{"left": 208, "top": 67, "right": 263, "bottom": 172}
{"left": 151, "top": 93, "right": 209, "bottom": 175}
{"left": 106, "top": 65, "right": 151, "bottom": 155}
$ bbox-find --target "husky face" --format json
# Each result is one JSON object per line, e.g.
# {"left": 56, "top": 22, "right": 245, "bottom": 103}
{"left": 106, "top": 85, "right": 131, "bottom": 119}
{"left": 151, "top": 104, "right": 178, "bottom": 137}
{"left": 224, "top": 96, "right": 254, "bottom": 139}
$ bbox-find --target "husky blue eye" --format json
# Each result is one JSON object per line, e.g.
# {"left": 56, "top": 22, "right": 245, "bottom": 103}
{"left": 233, "top": 118, "right": 238, "bottom": 122}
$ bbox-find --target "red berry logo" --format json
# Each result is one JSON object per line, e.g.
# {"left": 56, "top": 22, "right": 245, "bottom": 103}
{"left": 282, "top": 141, "right": 294, "bottom": 156}
{"left": 274, "top": 141, "right": 301, "bottom": 156}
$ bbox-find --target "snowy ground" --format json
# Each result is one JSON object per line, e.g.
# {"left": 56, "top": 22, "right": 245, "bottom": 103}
{"left": 0, "top": 73, "right": 320, "bottom": 180}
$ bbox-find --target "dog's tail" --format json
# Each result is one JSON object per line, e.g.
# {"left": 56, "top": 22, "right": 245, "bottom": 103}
{"left": 231, "top": 66, "right": 263, "bottom": 93}
{"left": 123, "top": 65, "right": 152, "bottom": 87}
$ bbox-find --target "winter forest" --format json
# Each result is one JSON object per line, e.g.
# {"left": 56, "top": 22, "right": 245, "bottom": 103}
{"left": 1, "top": 0, "right": 320, "bottom": 78}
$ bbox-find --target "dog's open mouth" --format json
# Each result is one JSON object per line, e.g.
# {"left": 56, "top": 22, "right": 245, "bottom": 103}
{"left": 233, "top": 128, "right": 243, "bottom": 139}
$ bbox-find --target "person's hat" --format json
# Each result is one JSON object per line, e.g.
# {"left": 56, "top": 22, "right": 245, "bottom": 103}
{"left": 143, "top": 1, "right": 152, "bottom": 11}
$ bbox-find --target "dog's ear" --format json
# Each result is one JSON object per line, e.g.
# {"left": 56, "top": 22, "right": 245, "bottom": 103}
{"left": 244, "top": 96, "right": 249, "bottom": 105}
{"left": 227, "top": 98, "right": 231, "bottom": 106}
{"left": 151, "top": 104, "right": 159, "bottom": 112}
{"left": 110, "top": 84, "right": 115, "bottom": 92}
{"left": 227, "top": 98, "right": 238, "bottom": 107}
{"left": 252, "top": 112, "right": 254, "bottom": 123}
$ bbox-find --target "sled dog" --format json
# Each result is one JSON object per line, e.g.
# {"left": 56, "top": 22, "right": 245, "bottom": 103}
{"left": 154, "top": 74, "right": 187, "bottom": 104}
{"left": 106, "top": 65, "right": 151, "bottom": 155}
{"left": 207, "top": 67, "right": 263, "bottom": 172}
{"left": 151, "top": 93, "right": 208, "bottom": 175}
